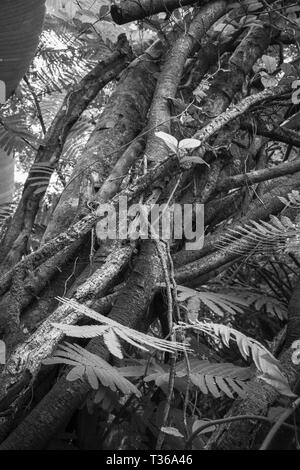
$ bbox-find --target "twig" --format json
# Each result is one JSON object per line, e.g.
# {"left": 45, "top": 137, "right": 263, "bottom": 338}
{"left": 185, "top": 414, "right": 299, "bottom": 449}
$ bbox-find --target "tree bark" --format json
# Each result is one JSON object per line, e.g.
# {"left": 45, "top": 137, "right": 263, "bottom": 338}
{"left": 0, "top": 241, "right": 163, "bottom": 450}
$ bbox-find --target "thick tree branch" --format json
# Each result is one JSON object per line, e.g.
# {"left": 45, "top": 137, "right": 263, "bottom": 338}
{"left": 110, "top": 0, "right": 201, "bottom": 24}
{"left": 175, "top": 173, "right": 300, "bottom": 283}
{"left": 0, "top": 34, "right": 133, "bottom": 270}
{"left": 242, "top": 121, "right": 300, "bottom": 148}
{"left": 206, "top": 274, "right": 300, "bottom": 450}
{"left": 144, "top": 0, "right": 227, "bottom": 163}
{"left": 0, "top": 246, "right": 132, "bottom": 441}
{"left": 216, "top": 158, "right": 300, "bottom": 193}
{"left": 0, "top": 241, "right": 162, "bottom": 450}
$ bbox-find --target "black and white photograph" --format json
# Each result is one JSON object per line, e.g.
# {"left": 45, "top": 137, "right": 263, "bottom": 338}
{"left": 0, "top": 0, "right": 300, "bottom": 454}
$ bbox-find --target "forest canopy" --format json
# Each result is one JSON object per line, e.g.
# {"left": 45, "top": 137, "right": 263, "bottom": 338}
{"left": 0, "top": 0, "right": 300, "bottom": 451}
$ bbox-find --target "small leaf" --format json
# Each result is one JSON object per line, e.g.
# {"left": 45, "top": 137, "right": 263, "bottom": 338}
{"left": 260, "top": 72, "right": 279, "bottom": 89}
{"left": 178, "top": 138, "right": 201, "bottom": 150}
{"left": 260, "top": 373, "right": 296, "bottom": 398}
{"left": 66, "top": 365, "right": 85, "bottom": 382}
{"left": 245, "top": 1, "right": 263, "bottom": 12}
{"left": 291, "top": 340, "right": 300, "bottom": 365}
{"left": 268, "top": 406, "right": 287, "bottom": 421}
{"left": 155, "top": 131, "right": 178, "bottom": 152}
{"left": 192, "top": 420, "right": 216, "bottom": 434}
{"left": 103, "top": 328, "right": 123, "bottom": 359}
{"left": 161, "top": 426, "right": 184, "bottom": 438}
{"left": 213, "top": 22, "right": 227, "bottom": 32}
{"left": 262, "top": 55, "right": 277, "bottom": 74}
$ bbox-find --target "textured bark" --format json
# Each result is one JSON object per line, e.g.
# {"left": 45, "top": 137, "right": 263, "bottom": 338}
{"left": 175, "top": 173, "right": 300, "bottom": 283}
{"left": 0, "top": 35, "right": 133, "bottom": 270}
{"left": 196, "top": 25, "right": 275, "bottom": 126}
{"left": 0, "top": 153, "right": 180, "bottom": 298}
{"left": 42, "top": 39, "right": 162, "bottom": 243}
{"left": 0, "top": 246, "right": 132, "bottom": 442}
{"left": 144, "top": 0, "right": 227, "bottom": 163}
{"left": 0, "top": 247, "right": 132, "bottom": 403}
{"left": 216, "top": 158, "right": 300, "bottom": 193}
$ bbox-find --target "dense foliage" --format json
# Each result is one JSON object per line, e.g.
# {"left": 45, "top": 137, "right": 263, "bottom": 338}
{"left": 0, "top": 0, "right": 300, "bottom": 450}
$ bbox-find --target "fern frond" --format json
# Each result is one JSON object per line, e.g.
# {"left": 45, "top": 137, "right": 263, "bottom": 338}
{"left": 0, "top": 202, "right": 16, "bottom": 222}
{"left": 139, "top": 358, "right": 252, "bottom": 399}
{"left": 177, "top": 321, "right": 294, "bottom": 397}
{"left": 44, "top": 342, "right": 141, "bottom": 396}
{"left": 0, "top": 115, "right": 38, "bottom": 155}
{"left": 216, "top": 216, "right": 300, "bottom": 256}
{"left": 176, "top": 359, "right": 253, "bottom": 399}
{"left": 53, "top": 297, "right": 192, "bottom": 358}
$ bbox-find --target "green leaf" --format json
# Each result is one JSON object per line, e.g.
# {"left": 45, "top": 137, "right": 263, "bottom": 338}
{"left": 103, "top": 328, "right": 123, "bottom": 359}
{"left": 66, "top": 365, "right": 85, "bottom": 381}
{"left": 178, "top": 138, "right": 201, "bottom": 150}
{"left": 161, "top": 426, "right": 184, "bottom": 438}
{"left": 260, "top": 373, "right": 297, "bottom": 398}
{"left": 187, "top": 296, "right": 200, "bottom": 323}
{"left": 155, "top": 131, "right": 178, "bottom": 153}
{"left": 46, "top": 342, "right": 141, "bottom": 397}
{"left": 262, "top": 55, "right": 277, "bottom": 74}
{"left": 192, "top": 420, "right": 216, "bottom": 434}
{"left": 260, "top": 72, "right": 278, "bottom": 89}
{"left": 85, "top": 365, "right": 99, "bottom": 390}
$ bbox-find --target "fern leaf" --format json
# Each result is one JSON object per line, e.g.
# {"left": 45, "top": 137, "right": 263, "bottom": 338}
{"left": 216, "top": 217, "right": 298, "bottom": 256}
{"left": 54, "top": 297, "right": 191, "bottom": 355}
{"left": 45, "top": 342, "right": 141, "bottom": 397}
{"left": 177, "top": 359, "right": 252, "bottom": 399}
{"left": 103, "top": 328, "right": 123, "bottom": 359}
{"left": 178, "top": 321, "right": 294, "bottom": 397}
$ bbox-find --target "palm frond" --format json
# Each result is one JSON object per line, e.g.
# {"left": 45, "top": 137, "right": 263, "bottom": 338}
{"left": 177, "top": 285, "right": 249, "bottom": 320}
{"left": 215, "top": 216, "right": 300, "bottom": 257}
{"left": 44, "top": 342, "right": 141, "bottom": 396}
{"left": 0, "top": 115, "right": 38, "bottom": 155}
{"left": 128, "top": 358, "right": 253, "bottom": 399}
{"left": 177, "top": 321, "right": 295, "bottom": 397}
{"left": 53, "top": 297, "right": 192, "bottom": 358}
{"left": 176, "top": 359, "right": 253, "bottom": 399}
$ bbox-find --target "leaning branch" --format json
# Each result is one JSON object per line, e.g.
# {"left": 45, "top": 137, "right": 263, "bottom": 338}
{"left": 110, "top": 0, "right": 201, "bottom": 24}
{"left": 193, "top": 85, "right": 290, "bottom": 150}
{"left": 216, "top": 158, "right": 300, "bottom": 193}
{"left": 0, "top": 241, "right": 162, "bottom": 450}
{"left": 144, "top": 0, "right": 227, "bottom": 163}
{"left": 0, "top": 34, "right": 133, "bottom": 269}
{"left": 0, "top": 246, "right": 132, "bottom": 438}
